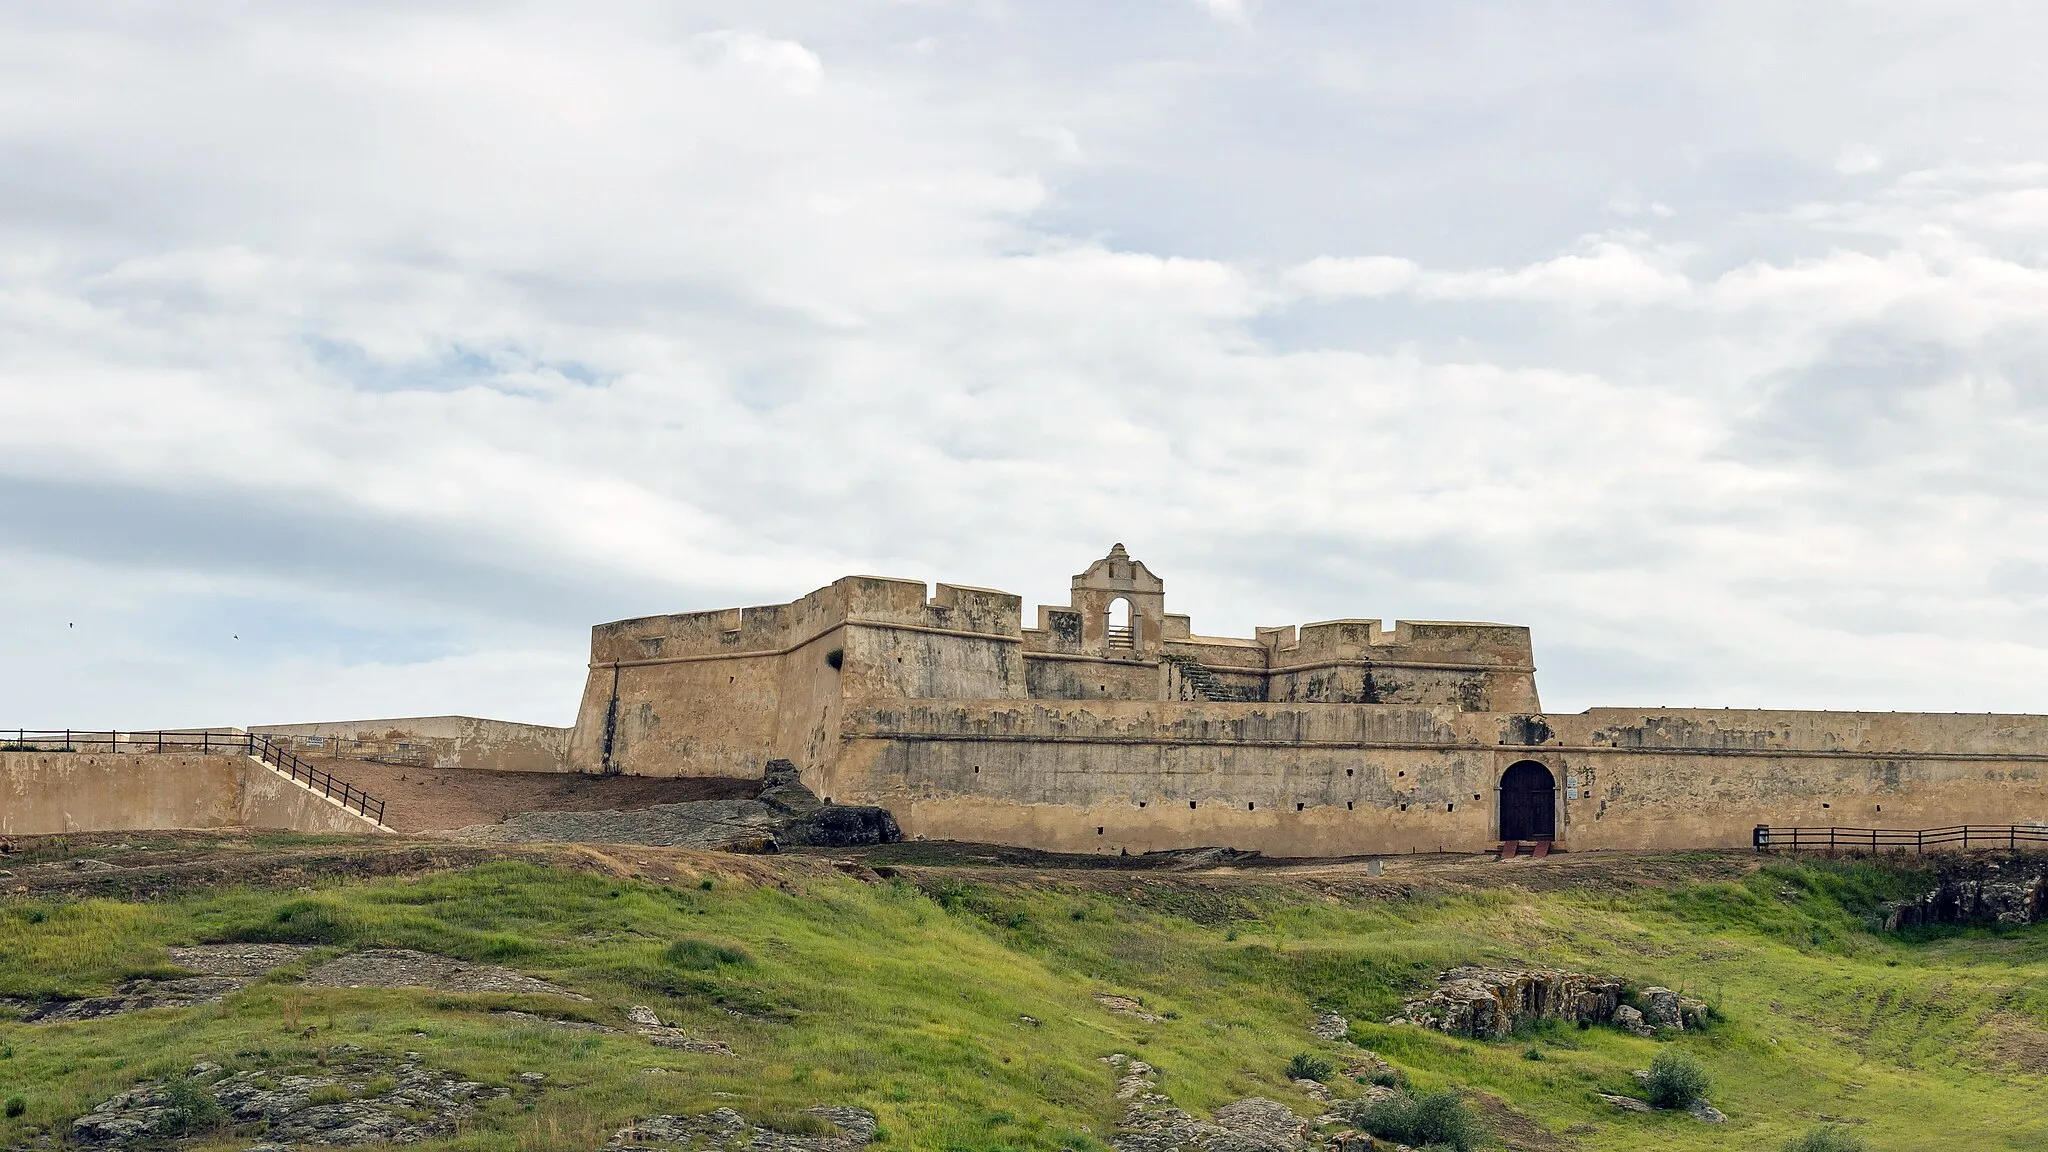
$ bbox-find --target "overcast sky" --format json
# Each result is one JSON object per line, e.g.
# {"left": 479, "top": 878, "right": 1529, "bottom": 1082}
{"left": 7, "top": 1, "right": 2048, "bottom": 728}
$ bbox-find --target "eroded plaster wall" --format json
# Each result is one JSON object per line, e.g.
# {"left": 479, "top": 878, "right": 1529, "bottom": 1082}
{"left": 252, "top": 716, "right": 572, "bottom": 774}
{"left": 1, "top": 753, "right": 389, "bottom": 835}
{"left": 821, "top": 702, "right": 2048, "bottom": 856}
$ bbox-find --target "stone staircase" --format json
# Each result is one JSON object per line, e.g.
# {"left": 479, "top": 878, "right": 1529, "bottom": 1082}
{"left": 1160, "top": 653, "right": 1262, "bottom": 702}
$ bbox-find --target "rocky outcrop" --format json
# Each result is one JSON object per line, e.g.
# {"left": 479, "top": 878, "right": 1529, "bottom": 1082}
{"left": 1103, "top": 1054, "right": 1310, "bottom": 1152}
{"left": 302, "top": 949, "right": 588, "bottom": 999}
{"left": 607, "top": 1106, "right": 877, "bottom": 1152}
{"left": 1399, "top": 968, "right": 1705, "bottom": 1039}
{"left": 1, "top": 944, "right": 314, "bottom": 1023}
{"left": 455, "top": 760, "right": 900, "bottom": 851}
{"left": 1399, "top": 967, "right": 1623, "bottom": 1038}
{"left": 73, "top": 1049, "right": 512, "bottom": 1146}
{"left": 626, "top": 1004, "right": 738, "bottom": 1056}
{"left": 1884, "top": 856, "right": 2048, "bottom": 929}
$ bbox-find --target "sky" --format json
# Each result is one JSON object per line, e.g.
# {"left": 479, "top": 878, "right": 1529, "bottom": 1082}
{"left": 6, "top": 1, "right": 2048, "bottom": 728}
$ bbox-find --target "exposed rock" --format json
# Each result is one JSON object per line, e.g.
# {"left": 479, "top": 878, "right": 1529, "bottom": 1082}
{"left": 73, "top": 1050, "right": 508, "bottom": 1147}
{"left": 1597, "top": 1093, "right": 1652, "bottom": 1114}
{"left": 1290, "top": 1079, "right": 1330, "bottom": 1104}
{"left": 5, "top": 976, "right": 248, "bottom": 1022}
{"left": 166, "top": 944, "right": 316, "bottom": 977}
{"left": 454, "top": 760, "right": 900, "bottom": 851}
{"left": 1640, "top": 987, "right": 1683, "bottom": 1031}
{"left": 606, "top": 1106, "right": 877, "bottom": 1152}
{"left": 1402, "top": 967, "right": 1624, "bottom": 1038}
{"left": 3, "top": 945, "right": 317, "bottom": 1024}
{"left": 624, "top": 1004, "right": 738, "bottom": 1056}
{"left": 1102, "top": 1054, "right": 1310, "bottom": 1152}
{"left": 1688, "top": 1100, "right": 1727, "bottom": 1123}
{"left": 301, "top": 949, "right": 588, "bottom": 1000}
{"left": 1096, "top": 994, "right": 1166, "bottom": 1022}
{"left": 491, "top": 1009, "right": 616, "bottom": 1032}
{"left": 1309, "top": 1009, "right": 1349, "bottom": 1042}
{"left": 1611, "top": 1005, "right": 1654, "bottom": 1038}
{"left": 1885, "top": 856, "right": 2048, "bottom": 929}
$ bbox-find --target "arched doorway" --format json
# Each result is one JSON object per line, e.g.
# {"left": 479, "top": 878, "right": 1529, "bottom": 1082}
{"left": 1106, "top": 596, "right": 1136, "bottom": 649}
{"left": 1499, "top": 760, "right": 1556, "bottom": 841}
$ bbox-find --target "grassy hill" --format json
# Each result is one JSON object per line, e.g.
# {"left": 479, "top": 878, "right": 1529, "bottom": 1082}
{"left": 1, "top": 835, "right": 2045, "bottom": 1151}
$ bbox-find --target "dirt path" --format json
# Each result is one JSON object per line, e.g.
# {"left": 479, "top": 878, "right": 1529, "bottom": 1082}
{"left": 313, "top": 764, "right": 757, "bottom": 833}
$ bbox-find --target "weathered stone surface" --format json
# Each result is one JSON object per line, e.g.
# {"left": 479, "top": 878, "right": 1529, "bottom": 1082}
{"left": 5, "top": 976, "right": 249, "bottom": 1023}
{"left": 625, "top": 1004, "right": 738, "bottom": 1056}
{"left": 166, "top": 943, "right": 315, "bottom": 976}
{"left": 1597, "top": 1093, "right": 1652, "bottom": 1114}
{"left": 1640, "top": 987, "right": 1683, "bottom": 1031}
{"left": 301, "top": 949, "right": 588, "bottom": 1000}
{"left": 1401, "top": 967, "right": 1624, "bottom": 1038}
{"left": 1096, "top": 993, "right": 1166, "bottom": 1022}
{"left": 1611, "top": 1005, "right": 1654, "bottom": 1038}
{"left": 606, "top": 1106, "right": 877, "bottom": 1152}
{"left": 73, "top": 1050, "right": 509, "bottom": 1147}
{"left": 1103, "top": 1054, "right": 1310, "bottom": 1152}
{"left": 1309, "top": 1009, "right": 1349, "bottom": 1042}
{"left": 1885, "top": 857, "right": 2048, "bottom": 929}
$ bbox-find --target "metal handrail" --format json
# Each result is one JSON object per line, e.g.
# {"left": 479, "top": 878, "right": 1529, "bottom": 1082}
{"left": 2, "top": 728, "right": 386, "bottom": 824}
{"left": 1755, "top": 823, "right": 2048, "bottom": 853}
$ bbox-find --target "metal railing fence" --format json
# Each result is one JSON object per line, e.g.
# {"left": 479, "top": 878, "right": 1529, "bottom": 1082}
{"left": 1755, "top": 823, "right": 2048, "bottom": 853}
{"left": 2, "top": 728, "right": 386, "bottom": 824}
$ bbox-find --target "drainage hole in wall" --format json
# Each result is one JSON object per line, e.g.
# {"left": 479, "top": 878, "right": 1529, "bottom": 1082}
{"left": 1473, "top": 793, "right": 1481, "bottom": 800}
{"left": 1346, "top": 768, "right": 1354, "bottom": 776}
{"left": 1822, "top": 802, "right": 1831, "bottom": 809}
{"left": 1447, "top": 802, "right": 1454, "bottom": 812}
{"left": 1346, "top": 801, "right": 1353, "bottom": 810}
{"left": 1189, "top": 800, "right": 1197, "bottom": 809}
{"left": 1296, "top": 802, "right": 1305, "bottom": 811}
{"left": 1247, "top": 802, "right": 1255, "bottom": 811}
{"left": 1876, "top": 804, "right": 1881, "bottom": 812}
{"left": 1138, "top": 801, "right": 1146, "bottom": 807}
{"left": 1399, "top": 804, "right": 1408, "bottom": 812}
{"left": 1097, "top": 827, "right": 1104, "bottom": 835}
{"left": 1398, "top": 771, "right": 1405, "bottom": 777}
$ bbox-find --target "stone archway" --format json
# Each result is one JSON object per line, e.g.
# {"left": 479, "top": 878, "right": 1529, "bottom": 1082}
{"left": 1499, "top": 760, "right": 1556, "bottom": 841}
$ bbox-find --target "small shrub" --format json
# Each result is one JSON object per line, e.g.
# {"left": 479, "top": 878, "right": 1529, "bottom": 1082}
{"left": 1783, "top": 1124, "right": 1866, "bottom": 1152}
{"left": 4, "top": 1097, "right": 25, "bottom": 1118}
{"left": 698, "top": 878, "right": 715, "bottom": 891}
{"left": 663, "top": 937, "right": 753, "bottom": 969}
{"left": 1352, "top": 1089, "right": 1480, "bottom": 1152}
{"left": 1286, "top": 1053, "right": 1335, "bottom": 1082}
{"left": 1644, "top": 1050, "right": 1710, "bottom": 1110}
{"left": 24, "top": 910, "right": 43, "bottom": 925}
{"left": 1522, "top": 1046, "right": 1544, "bottom": 1061}
{"left": 157, "top": 1079, "right": 227, "bottom": 1136}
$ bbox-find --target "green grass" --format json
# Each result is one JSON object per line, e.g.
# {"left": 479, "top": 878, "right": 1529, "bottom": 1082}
{"left": 0, "top": 853, "right": 2043, "bottom": 1151}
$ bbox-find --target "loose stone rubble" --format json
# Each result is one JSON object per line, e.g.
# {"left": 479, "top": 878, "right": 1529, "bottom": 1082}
{"left": 1102, "top": 1053, "right": 1309, "bottom": 1152}
{"left": 606, "top": 1106, "right": 877, "bottom": 1152}
{"left": 1398, "top": 967, "right": 1707, "bottom": 1039}
{"left": 71, "top": 1049, "right": 510, "bottom": 1147}
{"left": 301, "top": 949, "right": 589, "bottom": 999}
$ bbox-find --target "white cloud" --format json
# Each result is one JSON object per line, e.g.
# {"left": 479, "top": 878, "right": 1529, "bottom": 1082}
{"left": 6, "top": 1, "right": 2048, "bottom": 727}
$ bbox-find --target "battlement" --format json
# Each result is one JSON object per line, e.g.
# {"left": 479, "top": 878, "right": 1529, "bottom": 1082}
{"left": 589, "top": 576, "right": 1021, "bottom": 666}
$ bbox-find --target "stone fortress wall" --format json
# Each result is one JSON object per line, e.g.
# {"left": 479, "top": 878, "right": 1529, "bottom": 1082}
{"left": 558, "top": 546, "right": 2048, "bottom": 855}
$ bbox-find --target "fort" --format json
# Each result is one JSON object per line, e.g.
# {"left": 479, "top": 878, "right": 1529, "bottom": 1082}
{"left": 549, "top": 545, "right": 2048, "bottom": 855}
{"left": 8, "top": 545, "right": 2048, "bottom": 852}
